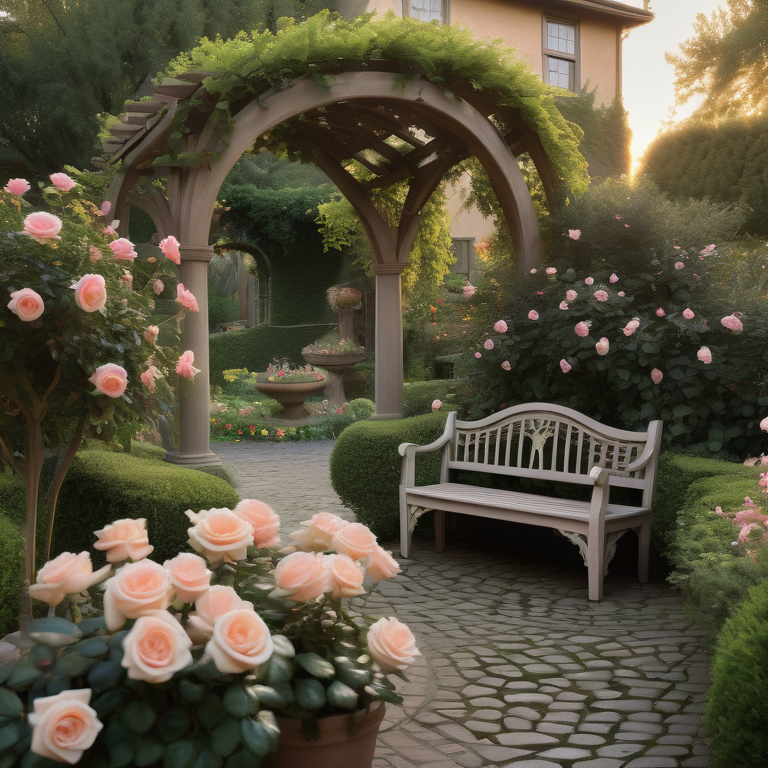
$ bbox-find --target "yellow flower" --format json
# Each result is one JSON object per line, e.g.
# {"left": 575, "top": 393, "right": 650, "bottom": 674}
{"left": 261, "top": 429, "right": 268, "bottom": 436}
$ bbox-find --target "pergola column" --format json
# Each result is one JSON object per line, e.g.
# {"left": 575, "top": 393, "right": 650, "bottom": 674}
{"left": 165, "top": 245, "right": 221, "bottom": 467}
{"left": 371, "top": 264, "right": 405, "bottom": 420}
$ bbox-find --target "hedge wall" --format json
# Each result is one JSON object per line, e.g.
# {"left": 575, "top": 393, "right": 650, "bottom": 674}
{"left": 0, "top": 515, "right": 25, "bottom": 638}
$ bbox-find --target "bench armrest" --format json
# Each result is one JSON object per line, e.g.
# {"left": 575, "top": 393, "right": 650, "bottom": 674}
{"left": 399, "top": 411, "right": 456, "bottom": 487}
{"left": 588, "top": 421, "right": 662, "bottom": 486}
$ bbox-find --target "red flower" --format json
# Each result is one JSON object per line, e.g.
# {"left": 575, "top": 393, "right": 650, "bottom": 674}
{"left": 276, "top": 428, "right": 285, "bottom": 438}
{"left": 238, "top": 429, "right": 243, "bottom": 435}
{"left": 278, "top": 371, "right": 286, "bottom": 378}
{"left": 225, "top": 424, "right": 231, "bottom": 430}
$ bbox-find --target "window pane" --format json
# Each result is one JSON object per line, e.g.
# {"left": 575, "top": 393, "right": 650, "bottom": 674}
{"left": 546, "top": 56, "right": 575, "bottom": 91}
{"left": 409, "top": 0, "right": 442, "bottom": 22}
{"left": 546, "top": 20, "right": 576, "bottom": 54}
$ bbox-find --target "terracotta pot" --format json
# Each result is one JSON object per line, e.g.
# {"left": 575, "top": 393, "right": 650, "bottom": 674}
{"left": 253, "top": 378, "right": 328, "bottom": 420}
{"left": 267, "top": 702, "right": 385, "bottom": 768}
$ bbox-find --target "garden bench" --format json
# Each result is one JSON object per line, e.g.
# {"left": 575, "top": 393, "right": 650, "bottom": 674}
{"left": 398, "top": 403, "right": 663, "bottom": 601}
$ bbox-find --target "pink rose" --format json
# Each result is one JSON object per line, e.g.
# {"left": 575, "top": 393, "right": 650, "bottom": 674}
{"left": 364, "top": 546, "right": 401, "bottom": 583}
{"left": 484, "top": 338, "right": 494, "bottom": 350}
{"left": 153, "top": 279, "right": 164, "bottom": 295}
{"left": 4, "top": 178, "right": 30, "bottom": 195}
{"left": 140, "top": 365, "right": 162, "bottom": 393}
{"left": 188, "top": 585, "right": 254, "bottom": 643}
{"left": 93, "top": 518, "right": 153, "bottom": 563}
{"left": 102, "top": 226, "right": 116, "bottom": 236}
{"left": 701, "top": 244, "right": 716, "bottom": 255}
{"left": 494, "top": 320, "right": 508, "bottom": 333}
{"left": 28, "top": 552, "right": 110, "bottom": 607}
{"left": 623, "top": 319, "right": 640, "bottom": 336}
{"left": 431, "top": 399, "right": 442, "bottom": 411}
{"left": 584, "top": 277, "right": 594, "bottom": 286}
{"left": 273, "top": 551, "right": 328, "bottom": 601}
{"left": 206, "top": 609, "right": 273, "bottom": 674}
{"left": 721, "top": 314, "right": 743, "bottom": 332}
{"left": 566, "top": 290, "right": 578, "bottom": 301}
{"left": 121, "top": 611, "right": 193, "bottom": 683}
{"left": 618, "top": 291, "right": 625, "bottom": 297}
{"left": 528, "top": 310, "right": 539, "bottom": 320}
{"left": 89, "top": 363, "right": 128, "bottom": 398}
{"left": 760, "top": 416, "right": 768, "bottom": 432}
{"left": 559, "top": 301, "right": 569, "bottom": 310}
{"left": 674, "top": 261, "right": 685, "bottom": 270}
{"left": 186, "top": 508, "right": 254, "bottom": 564}
{"left": 595, "top": 337, "right": 610, "bottom": 356}
{"left": 176, "top": 350, "right": 201, "bottom": 380}
{"left": 683, "top": 308, "right": 695, "bottom": 320}
{"left": 656, "top": 308, "right": 666, "bottom": 318}
{"left": 324, "top": 553, "right": 365, "bottom": 598}
{"left": 144, "top": 325, "right": 159, "bottom": 344}
{"left": 559, "top": 359, "right": 572, "bottom": 373}
{"left": 574, "top": 321, "right": 590, "bottom": 337}
{"left": 29, "top": 690, "right": 103, "bottom": 764}
{"left": 739, "top": 523, "right": 760, "bottom": 543}
{"left": 367, "top": 617, "right": 420, "bottom": 672}
{"left": 568, "top": 229, "right": 581, "bottom": 240}
{"left": 73, "top": 274, "right": 106, "bottom": 313}
{"left": 164, "top": 553, "right": 212, "bottom": 603}
{"left": 609, "top": 273, "right": 618, "bottom": 283}
{"left": 8, "top": 288, "right": 45, "bottom": 321}
{"left": 594, "top": 290, "right": 608, "bottom": 302}
{"left": 119, "top": 272, "right": 133, "bottom": 289}
{"left": 50, "top": 173, "right": 75, "bottom": 192}
{"left": 615, "top": 214, "right": 622, "bottom": 220}
{"left": 651, "top": 368, "right": 663, "bottom": 384}
{"left": 501, "top": 360, "right": 511, "bottom": 370}
{"left": 24, "top": 212, "right": 62, "bottom": 244}
{"left": 109, "top": 238, "right": 137, "bottom": 261}
{"left": 102, "top": 560, "right": 174, "bottom": 631}
{"left": 100, "top": 201, "right": 111, "bottom": 217}
{"left": 462, "top": 285, "right": 476, "bottom": 298}
{"left": 160, "top": 235, "right": 181, "bottom": 265}
{"left": 233, "top": 498, "right": 281, "bottom": 548}
{"left": 176, "top": 284, "right": 199, "bottom": 312}
{"left": 89, "top": 246, "right": 102, "bottom": 263}
{"left": 697, "top": 346, "right": 713, "bottom": 364}
{"left": 331, "top": 522, "right": 378, "bottom": 561}
{"left": 474, "top": 352, "right": 482, "bottom": 358}
{"left": 545, "top": 267, "right": 557, "bottom": 275}
{"left": 289, "top": 512, "right": 350, "bottom": 552}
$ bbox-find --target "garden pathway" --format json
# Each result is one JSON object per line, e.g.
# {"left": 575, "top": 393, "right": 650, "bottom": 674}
{"left": 214, "top": 441, "right": 711, "bottom": 768}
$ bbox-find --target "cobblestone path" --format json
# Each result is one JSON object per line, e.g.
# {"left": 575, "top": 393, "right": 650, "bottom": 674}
{"left": 214, "top": 441, "right": 711, "bottom": 768}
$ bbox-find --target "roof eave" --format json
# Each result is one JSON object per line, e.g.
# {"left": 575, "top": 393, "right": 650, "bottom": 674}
{"left": 547, "top": 0, "right": 654, "bottom": 28}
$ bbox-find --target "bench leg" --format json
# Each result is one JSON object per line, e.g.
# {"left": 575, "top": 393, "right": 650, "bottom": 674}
{"left": 587, "top": 533, "right": 605, "bottom": 602}
{"left": 399, "top": 487, "right": 412, "bottom": 559}
{"left": 638, "top": 522, "right": 651, "bottom": 584}
{"left": 435, "top": 510, "right": 446, "bottom": 552}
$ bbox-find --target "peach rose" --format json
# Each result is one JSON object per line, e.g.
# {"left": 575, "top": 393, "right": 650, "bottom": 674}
{"left": 206, "top": 609, "right": 274, "bottom": 674}
{"left": 462, "top": 285, "right": 475, "bottom": 298}
{"left": 331, "top": 522, "right": 377, "bottom": 561}
{"left": 108, "top": 238, "right": 137, "bottom": 260}
{"left": 176, "top": 350, "right": 200, "bottom": 380}
{"left": 186, "top": 508, "right": 254, "bottom": 563}
{"left": 89, "top": 363, "right": 128, "bottom": 398}
{"left": 140, "top": 365, "right": 162, "bottom": 393}
{"left": 323, "top": 554, "right": 365, "bottom": 599}
{"left": 164, "top": 553, "right": 212, "bottom": 603}
{"left": 102, "top": 560, "right": 174, "bottom": 631}
{"left": 273, "top": 551, "right": 328, "bottom": 601}
{"left": 93, "top": 518, "right": 153, "bottom": 563}
{"left": 176, "top": 284, "right": 199, "bottom": 312}
{"left": 89, "top": 246, "right": 102, "bottom": 263}
{"left": 595, "top": 337, "right": 610, "bottom": 356}
{"left": 119, "top": 272, "right": 133, "bottom": 289}
{"left": 432, "top": 399, "right": 442, "bottom": 411}
{"left": 28, "top": 552, "right": 111, "bottom": 607}
{"left": 121, "top": 611, "right": 193, "bottom": 683}
{"left": 73, "top": 274, "right": 106, "bottom": 313}
{"left": 289, "top": 512, "right": 350, "bottom": 551}
{"left": 152, "top": 279, "right": 164, "bottom": 296}
{"left": 50, "top": 173, "right": 75, "bottom": 192}
{"left": 4, "top": 178, "right": 30, "bottom": 195}
{"left": 365, "top": 546, "right": 402, "bottom": 583}
{"left": 233, "top": 499, "right": 281, "bottom": 548}
{"left": 8, "top": 288, "right": 45, "bottom": 321}
{"left": 367, "top": 617, "right": 420, "bottom": 672}
{"left": 160, "top": 235, "right": 181, "bottom": 265}
{"left": 24, "top": 212, "right": 62, "bottom": 243}
{"left": 29, "top": 689, "right": 102, "bottom": 764}
{"left": 144, "top": 325, "right": 159, "bottom": 344}
{"left": 187, "top": 585, "right": 254, "bottom": 643}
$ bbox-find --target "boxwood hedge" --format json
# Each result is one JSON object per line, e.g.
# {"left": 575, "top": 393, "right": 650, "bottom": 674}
{"left": 0, "top": 514, "right": 25, "bottom": 638}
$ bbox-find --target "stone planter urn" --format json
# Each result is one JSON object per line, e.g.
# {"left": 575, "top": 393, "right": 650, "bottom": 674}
{"left": 301, "top": 350, "right": 367, "bottom": 406}
{"left": 253, "top": 377, "right": 327, "bottom": 420}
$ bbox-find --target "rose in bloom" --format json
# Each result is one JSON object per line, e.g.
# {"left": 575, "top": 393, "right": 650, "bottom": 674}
{"left": 701, "top": 244, "right": 716, "bottom": 255}
{"left": 4, "top": 178, "right": 30, "bottom": 195}
{"left": 140, "top": 365, "right": 162, "bottom": 394}
{"left": 121, "top": 611, "right": 193, "bottom": 683}
{"left": 164, "top": 553, "right": 212, "bottom": 603}
{"left": 94, "top": 518, "right": 153, "bottom": 563}
{"left": 530, "top": 268, "right": 537, "bottom": 274}
{"left": 474, "top": 352, "right": 481, "bottom": 358}
{"left": 623, "top": 319, "right": 640, "bottom": 336}
{"left": 153, "top": 279, "right": 164, "bottom": 295}
{"left": 367, "top": 617, "right": 420, "bottom": 672}
{"left": 674, "top": 261, "right": 685, "bottom": 270}
{"left": 462, "top": 285, "right": 476, "bottom": 298}
{"left": 594, "top": 290, "right": 609, "bottom": 302}
{"left": 206, "top": 609, "right": 273, "bottom": 674}
{"left": 176, "top": 350, "right": 200, "bottom": 380}
{"left": 24, "top": 212, "right": 63, "bottom": 244}
{"left": 102, "top": 560, "right": 174, "bottom": 631}
{"left": 233, "top": 498, "right": 281, "bottom": 548}
{"left": 501, "top": 360, "right": 511, "bottom": 371}
{"left": 618, "top": 291, "right": 626, "bottom": 297}
{"left": 73, "top": 274, "right": 106, "bottom": 313}
{"left": 651, "top": 368, "right": 663, "bottom": 384}
{"left": 566, "top": 290, "right": 578, "bottom": 301}
{"left": 176, "top": 283, "right": 199, "bottom": 312}
{"left": 559, "top": 301, "right": 569, "bottom": 310}
{"left": 365, "top": 546, "right": 401, "bottom": 582}
{"left": 760, "top": 416, "right": 768, "bottom": 433}
{"left": 545, "top": 267, "right": 557, "bottom": 275}
{"left": 528, "top": 310, "right": 539, "bottom": 320}
{"left": 89, "top": 364, "right": 128, "bottom": 398}
{"left": 683, "top": 308, "right": 695, "bottom": 320}
{"left": 332, "top": 522, "right": 378, "bottom": 561}
{"left": 615, "top": 214, "right": 622, "bottom": 220}
{"left": 738, "top": 523, "right": 760, "bottom": 543}
{"left": 118, "top": 272, "right": 133, "bottom": 289}
{"left": 584, "top": 277, "right": 594, "bottom": 286}
{"left": 144, "top": 325, "right": 160, "bottom": 344}
{"left": 697, "top": 346, "right": 713, "bottom": 364}
{"left": 595, "top": 337, "right": 610, "bottom": 356}
{"left": 8, "top": 288, "right": 45, "bottom": 322}
{"left": 160, "top": 235, "right": 181, "bottom": 265}
{"left": 484, "top": 338, "right": 494, "bottom": 350}
{"left": 50, "top": 173, "right": 75, "bottom": 192}
{"left": 29, "top": 690, "right": 103, "bottom": 764}
{"left": 609, "top": 273, "right": 618, "bottom": 283}
{"left": 721, "top": 314, "right": 744, "bottom": 332}
{"left": 109, "top": 238, "right": 137, "bottom": 261}
{"left": 574, "top": 321, "right": 590, "bottom": 337}
{"left": 324, "top": 553, "right": 365, "bottom": 598}
{"left": 273, "top": 551, "right": 328, "bottom": 601}
{"left": 559, "top": 359, "right": 572, "bottom": 373}
{"left": 186, "top": 508, "right": 254, "bottom": 563}
{"left": 656, "top": 308, "right": 666, "bottom": 318}
{"left": 89, "top": 246, "right": 102, "bottom": 263}
{"left": 28, "top": 552, "right": 110, "bottom": 607}
{"left": 432, "top": 399, "right": 442, "bottom": 411}
{"left": 187, "top": 585, "right": 254, "bottom": 643}
{"left": 289, "top": 512, "right": 350, "bottom": 552}
{"left": 568, "top": 229, "right": 581, "bottom": 240}
{"left": 494, "top": 320, "right": 508, "bottom": 333}
{"left": 100, "top": 201, "right": 111, "bottom": 217}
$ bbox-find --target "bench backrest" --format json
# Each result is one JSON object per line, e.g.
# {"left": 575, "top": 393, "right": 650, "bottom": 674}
{"left": 447, "top": 403, "right": 662, "bottom": 505}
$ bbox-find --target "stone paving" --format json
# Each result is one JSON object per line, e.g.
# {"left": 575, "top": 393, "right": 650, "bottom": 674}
{"left": 214, "top": 441, "right": 711, "bottom": 768}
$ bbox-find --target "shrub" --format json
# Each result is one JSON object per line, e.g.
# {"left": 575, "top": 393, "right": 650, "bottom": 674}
{"left": 0, "top": 468, "right": 26, "bottom": 526}
{"left": 706, "top": 580, "right": 768, "bottom": 767}
{"left": 403, "top": 380, "right": 456, "bottom": 418}
{"left": 346, "top": 398, "right": 375, "bottom": 420}
{"left": 51, "top": 450, "right": 240, "bottom": 564}
{"left": 330, "top": 413, "right": 447, "bottom": 540}
{"left": 0, "top": 514, "right": 24, "bottom": 637}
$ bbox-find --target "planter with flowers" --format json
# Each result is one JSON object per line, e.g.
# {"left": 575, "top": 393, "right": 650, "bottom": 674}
{"left": 0, "top": 503, "right": 417, "bottom": 768}
{"left": 252, "top": 360, "right": 327, "bottom": 420}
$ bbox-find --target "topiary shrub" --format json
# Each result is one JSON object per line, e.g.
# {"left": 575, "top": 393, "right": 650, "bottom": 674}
{"left": 330, "top": 413, "right": 447, "bottom": 541}
{"left": 706, "top": 579, "right": 768, "bottom": 767}
{"left": 51, "top": 451, "right": 240, "bottom": 564}
{"left": 345, "top": 398, "right": 375, "bottom": 420}
{"left": 0, "top": 514, "right": 24, "bottom": 638}
{"left": 402, "top": 380, "right": 455, "bottom": 418}
{"left": 0, "top": 468, "right": 26, "bottom": 526}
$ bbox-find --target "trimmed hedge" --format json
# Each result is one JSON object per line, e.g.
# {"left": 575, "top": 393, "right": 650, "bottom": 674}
{"left": 330, "top": 412, "right": 448, "bottom": 541}
{"left": 0, "top": 468, "right": 25, "bottom": 526}
{"left": 0, "top": 515, "right": 24, "bottom": 638}
{"left": 402, "top": 380, "right": 455, "bottom": 418}
{"left": 706, "top": 580, "right": 768, "bottom": 767}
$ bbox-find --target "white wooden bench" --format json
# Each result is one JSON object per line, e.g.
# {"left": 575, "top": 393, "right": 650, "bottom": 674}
{"left": 398, "top": 403, "right": 663, "bottom": 601}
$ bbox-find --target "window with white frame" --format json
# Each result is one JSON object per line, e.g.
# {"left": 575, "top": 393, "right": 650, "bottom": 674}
{"left": 543, "top": 17, "right": 578, "bottom": 92}
{"left": 404, "top": 0, "right": 446, "bottom": 24}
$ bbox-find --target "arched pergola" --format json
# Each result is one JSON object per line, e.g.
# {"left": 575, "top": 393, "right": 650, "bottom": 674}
{"left": 106, "top": 58, "right": 570, "bottom": 466}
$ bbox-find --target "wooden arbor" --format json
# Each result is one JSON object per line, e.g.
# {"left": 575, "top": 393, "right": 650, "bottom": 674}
{"left": 106, "top": 68, "right": 561, "bottom": 466}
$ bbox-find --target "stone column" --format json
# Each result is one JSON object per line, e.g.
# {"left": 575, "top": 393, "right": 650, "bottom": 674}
{"left": 371, "top": 264, "right": 405, "bottom": 420}
{"left": 165, "top": 244, "right": 221, "bottom": 466}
